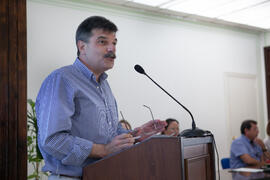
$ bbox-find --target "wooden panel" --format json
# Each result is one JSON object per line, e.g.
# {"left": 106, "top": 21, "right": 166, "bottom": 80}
{"left": 184, "top": 144, "right": 208, "bottom": 159}
{"left": 207, "top": 143, "right": 215, "bottom": 180}
{"left": 8, "top": 0, "right": 19, "bottom": 179}
{"left": 84, "top": 137, "right": 182, "bottom": 180}
{"left": 264, "top": 46, "right": 270, "bottom": 120}
{"left": 184, "top": 155, "right": 210, "bottom": 180}
{"left": 0, "top": 0, "right": 27, "bottom": 179}
{"left": 0, "top": 0, "right": 9, "bottom": 179}
{"left": 182, "top": 137, "right": 215, "bottom": 180}
{"left": 17, "top": 0, "right": 27, "bottom": 178}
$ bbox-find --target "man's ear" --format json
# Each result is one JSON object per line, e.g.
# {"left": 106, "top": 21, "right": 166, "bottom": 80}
{"left": 77, "top": 40, "right": 87, "bottom": 56}
{"left": 244, "top": 128, "right": 248, "bottom": 135}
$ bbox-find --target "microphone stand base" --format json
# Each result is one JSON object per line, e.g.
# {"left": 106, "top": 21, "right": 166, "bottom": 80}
{"left": 180, "top": 128, "right": 207, "bottom": 138}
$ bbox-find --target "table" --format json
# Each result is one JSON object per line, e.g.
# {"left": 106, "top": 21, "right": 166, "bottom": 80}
{"left": 220, "top": 169, "right": 270, "bottom": 180}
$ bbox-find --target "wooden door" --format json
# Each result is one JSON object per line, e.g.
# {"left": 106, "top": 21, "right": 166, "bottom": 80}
{"left": 264, "top": 46, "right": 270, "bottom": 120}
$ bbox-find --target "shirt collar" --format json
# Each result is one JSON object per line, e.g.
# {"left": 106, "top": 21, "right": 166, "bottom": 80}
{"left": 241, "top": 134, "right": 253, "bottom": 144}
{"left": 73, "top": 58, "right": 108, "bottom": 82}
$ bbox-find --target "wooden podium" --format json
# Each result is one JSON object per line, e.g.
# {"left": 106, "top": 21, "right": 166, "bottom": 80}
{"left": 83, "top": 136, "right": 215, "bottom": 180}
{"left": 83, "top": 136, "right": 182, "bottom": 180}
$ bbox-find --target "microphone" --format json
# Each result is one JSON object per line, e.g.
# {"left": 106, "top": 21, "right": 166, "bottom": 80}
{"left": 134, "top": 64, "right": 206, "bottom": 138}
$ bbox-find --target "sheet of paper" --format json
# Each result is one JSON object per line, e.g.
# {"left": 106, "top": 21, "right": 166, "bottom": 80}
{"left": 231, "top": 168, "right": 263, "bottom": 173}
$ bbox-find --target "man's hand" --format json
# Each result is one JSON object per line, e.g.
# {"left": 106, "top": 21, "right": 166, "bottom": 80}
{"left": 89, "top": 133, "right": 134, "bottom": 158}
{"left": 254, "top": 138, "right": 266, "bottom": 150}
{"left": 134, "top": 120, "right": 167, "bottom": 141}
{"left": 254, "top": 138, "right": 270, "bottom": 160}
{"left": 104, "top": 133, "right": 134, "bottom": 155}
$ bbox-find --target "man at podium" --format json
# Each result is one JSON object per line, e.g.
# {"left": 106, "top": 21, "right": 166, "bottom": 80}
{"left": 35, "top": 16, "right": 166, "bottom": 180}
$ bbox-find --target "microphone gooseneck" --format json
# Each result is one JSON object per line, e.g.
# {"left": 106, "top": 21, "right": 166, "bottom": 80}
{"left": 134, "top": 64, "right": 206, "bottom": 137}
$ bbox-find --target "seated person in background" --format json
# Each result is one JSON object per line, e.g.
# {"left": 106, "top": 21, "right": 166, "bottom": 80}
{"left": 120, "top": 119, "right": 132, "bottom": 130}
{"left": 230, "top": 120, "right": 265, "bottom": 168}
{"left": 264, "top": 121, "right": 270, "bottom": 152}
{"left": 161, "top": 118, "right": 179, "bottom": 137}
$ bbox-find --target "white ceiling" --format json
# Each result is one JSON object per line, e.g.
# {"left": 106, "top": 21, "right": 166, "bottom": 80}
{"left": 89, "top": 0, "right": 270, "bottom": 32}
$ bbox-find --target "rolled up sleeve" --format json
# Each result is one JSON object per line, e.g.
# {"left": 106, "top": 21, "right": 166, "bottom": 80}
{"left": 231, "top": 140, "right": 248, "bottom": 158}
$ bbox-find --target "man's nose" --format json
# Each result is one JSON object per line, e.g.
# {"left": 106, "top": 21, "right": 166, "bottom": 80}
{"left": 107, "top": 44, "right": 116, "bottom": 52}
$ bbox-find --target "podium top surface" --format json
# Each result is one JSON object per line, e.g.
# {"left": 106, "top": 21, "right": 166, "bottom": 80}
{"left": 181, "top": 136, "right": 213, "bottom": 146}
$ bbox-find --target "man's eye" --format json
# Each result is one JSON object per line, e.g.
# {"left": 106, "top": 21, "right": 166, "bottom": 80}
{"left": 98, "top": 40, "right": 107, "bottom": 45}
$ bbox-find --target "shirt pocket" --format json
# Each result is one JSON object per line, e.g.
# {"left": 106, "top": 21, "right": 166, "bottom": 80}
{"left": 97, "top": 105, "right": 117, "bottom": 143}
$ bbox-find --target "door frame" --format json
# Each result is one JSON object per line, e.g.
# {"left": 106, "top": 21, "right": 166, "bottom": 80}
{"left": 264, "top": 46, "right": 270, "bottom": 121}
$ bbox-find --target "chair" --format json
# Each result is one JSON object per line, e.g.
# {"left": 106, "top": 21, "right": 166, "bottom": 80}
{"left": 221, "top": 158, "right": 230, "bottom": 169}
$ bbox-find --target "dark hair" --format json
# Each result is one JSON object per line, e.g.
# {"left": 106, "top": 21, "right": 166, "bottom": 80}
{"left": 240, "top": 120, "right": 257, "bottom": 134}
{"left": 161, "top": 118, "right": 179, "bottom": 134}
{"left": 119, "top": 119, "right": 132, "bottom": 130}
{"left": 76, "top": 16, "right": 118, "bottom": 56}
{"left": 267, "top": 121, "right": 270, "bottom": 136}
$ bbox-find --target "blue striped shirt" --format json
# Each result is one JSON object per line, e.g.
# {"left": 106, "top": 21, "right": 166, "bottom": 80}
{"left": 36, "top": 58, "right": 127, "bottom": 176}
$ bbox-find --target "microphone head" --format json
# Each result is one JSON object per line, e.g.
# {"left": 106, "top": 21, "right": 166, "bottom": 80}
{"left": 134, "top": 64, "right": 146, "bottom": 75}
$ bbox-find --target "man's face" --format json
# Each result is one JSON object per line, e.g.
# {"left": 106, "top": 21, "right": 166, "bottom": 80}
{"left": 79, "top": 29, "right": 117, "bottom": 75}
{"left": 245, "top": 123, "right": 259, "bottom": 140}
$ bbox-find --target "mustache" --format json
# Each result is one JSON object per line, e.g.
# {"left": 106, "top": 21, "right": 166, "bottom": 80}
{"left": 104, "top": 51, "right": 116, "bottom": 59}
